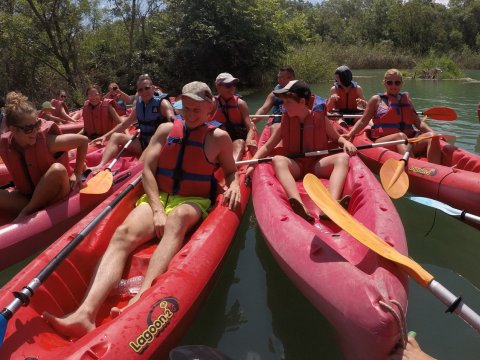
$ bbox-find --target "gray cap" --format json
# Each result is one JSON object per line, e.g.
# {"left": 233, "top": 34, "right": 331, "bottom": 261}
{"left": 215, "top": 72, "right": 239, "bottom": 85}
{"left": 181, "top": 81, "right": 213, "bottom": 102}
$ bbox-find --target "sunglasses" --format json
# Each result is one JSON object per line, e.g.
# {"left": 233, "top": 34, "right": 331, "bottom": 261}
{"left": 221, "top": 83, "right": 236, "bottom": 89}
{"left": 385, "top": 80, "right": 402, "bottom": 86}
{"left": 60, "top": 95, "right": 66, "bottom": 98}
{"left": 137, "top": 86, "right": 152, "bottom": 92}
{"left": 13, "top": 119, "right": 42, "bottom": 134}
{"left": 112, "top": 86, "right": 118, "bottom": 91}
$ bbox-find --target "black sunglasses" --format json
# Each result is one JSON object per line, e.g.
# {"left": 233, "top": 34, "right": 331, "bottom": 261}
{"left": 385, "top": 80, "right": 402, "bottom": 86}
{"left": 13, "top": 119, "right": 42, "bottom": 134}
{"left": 137, "top": 86, "right": 152, "bottom": 92}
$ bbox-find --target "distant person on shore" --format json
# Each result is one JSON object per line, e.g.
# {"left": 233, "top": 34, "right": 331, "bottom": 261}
{"left": 327, "top": 65, "right": 366, "bottom": 127}
{"left": 42, "top": 81, "right": 241, "bottom": 339}
{"left": 89, "top": 74, "right": 175, "bottom": 171}
{"left": 251, "top": 65, "right": 296, "bottom": 124}
{"left": 0, "top": 91, "right": 88, "bottom": 221}
{"left": 210, "top": 72, "right": 256, "bottom": 160}
{"left": 80, "top": 85, "right": 124, "bottom": 140}
{"left": 50, "top": 90, "right": 77, "bottom": 123}
{"left": 104, "top": 82, "right": 131, "bottom": 116}
{"left": 246, "top": 80, "right": 357, "bottom": 221}
{"left": 344, "top": 69, "right": 441, "bottom": 164}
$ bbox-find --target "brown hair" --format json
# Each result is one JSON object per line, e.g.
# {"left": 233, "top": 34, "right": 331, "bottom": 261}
{"left": 279, "top": 65, "right": 295, "bottom": 77}
{"left": 85, "top": 85, "right": 102, "bottom": 97}
{"left": 279, "top": 92, "right": 302, "bottom": 102}
{"left": 384, "top": 69, "right": 403, "bottom": 81}
{"left": 4, "top": 91, "right": 36, "bottom": 127}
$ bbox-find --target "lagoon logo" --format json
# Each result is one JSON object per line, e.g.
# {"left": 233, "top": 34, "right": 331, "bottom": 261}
{"left": 408, "top": 165, "right": 438, "bottom": 176}
{"left": 129, "top": 297, "right": 179, "bottom": 354}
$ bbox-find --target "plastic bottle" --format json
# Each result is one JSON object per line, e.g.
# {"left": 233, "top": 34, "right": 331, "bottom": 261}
{"left": 112, "top": 275, "right": 144, "bottom": 296}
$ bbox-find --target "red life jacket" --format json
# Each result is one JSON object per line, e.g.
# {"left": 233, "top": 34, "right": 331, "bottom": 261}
{"left": 211, "top": 95, "right": 243, "bottom": 125}
{"left": 281, "top": 110, "right": 329, "bottom": 156}
{"left": 327, "top": 82, "right": 363, "bottom": 113}
{"left": 155, "top": 119, "right": 217, "bottom": 198}
{"left": 82, "top": 99, "right": 117, "bottom": 138}
{"left": 50, "top": 98, "right": 69, "bottom": 118}
{"left": 370, "top": 92, "right": 416, "bottom": 139}
{"left": 0, "top": 121, "right": 72, "bottom": 195}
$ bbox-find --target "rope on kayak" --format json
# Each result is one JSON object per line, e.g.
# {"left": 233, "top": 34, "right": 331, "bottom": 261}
{"left": 379, "top": 299, "right": 408, "bottom": 348}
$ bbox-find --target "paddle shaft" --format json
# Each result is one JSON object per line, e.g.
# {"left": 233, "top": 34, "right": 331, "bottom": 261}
{"left": 236, "top": 138, "right": 410, "bottom": 166}
{"left": 0, "top": 175, "right": 142, "bottom": 322}
{"left": 108, "top": 129, "right": 140, "bottom": 170}
{"left": 303, "top": 174, "right": 480, "bottom": 333}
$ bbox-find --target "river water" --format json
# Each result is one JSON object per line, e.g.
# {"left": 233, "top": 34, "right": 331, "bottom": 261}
{"left": 1, "top": 70, "right": 479, "bottom": 359}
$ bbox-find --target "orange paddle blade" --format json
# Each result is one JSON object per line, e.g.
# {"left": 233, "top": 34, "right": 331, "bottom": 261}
{"left": 421, "top": 107, "right": 457, "bottom": 121}
{"left": 303, "top": 173, "right": 433, "bottom": 287}
{"left": 80, "top": 170, "right": 113, "bottom": 195}
{"left": 379, "top": 158, "right": 409, "bottom": 199}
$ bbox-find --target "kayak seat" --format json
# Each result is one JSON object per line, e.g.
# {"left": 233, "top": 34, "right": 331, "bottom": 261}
{"left": 123, "top": 241, "right": 156, "bottom": 279}
{"left": 441, "top": 144, "right": 480, "bottom": 171}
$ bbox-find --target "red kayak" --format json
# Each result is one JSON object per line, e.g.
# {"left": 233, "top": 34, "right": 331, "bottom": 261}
{"left": 350, "top": 128, "right": 480, "bottom": 229}
{"left": 0, "top": 157, "right": 143, "bottom": 271}
{"left": 252, "top": 123, "right": 409, "bottom": 360}
{"left": 0, "top": 147, "right": 254, "bottom": 359}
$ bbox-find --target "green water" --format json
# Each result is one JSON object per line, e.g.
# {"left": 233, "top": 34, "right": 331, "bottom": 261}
{"left": 1, "top": 70, "right": 479, "bottom": 359}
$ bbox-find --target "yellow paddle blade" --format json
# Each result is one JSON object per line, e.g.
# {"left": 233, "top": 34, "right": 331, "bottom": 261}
{"left": 303, "top": 173, "right": 433, "bottom": 287}
{"left": 80, "top": 170, "right": 113, "bottom": 195}
{"left": 379, "top": 158, "right": 409, "bottom": 199}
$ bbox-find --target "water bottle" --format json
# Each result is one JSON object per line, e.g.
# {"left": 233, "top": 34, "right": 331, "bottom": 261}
{"left": 112, "top": 275, "right": 144, "bottom": 296}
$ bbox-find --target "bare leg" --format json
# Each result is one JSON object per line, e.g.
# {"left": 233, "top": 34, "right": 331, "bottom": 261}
{"left": 42, "top": 204, "right": 156, "bottom": 338}
{"left": 0, "top": 189, "right": 29, "bottom": 218}
{"left": 232, "top": 139, "right": 245, "bottom": 161}
{"left": 112, "top": 202, "right": 202, "bottom": 313}
{"left": 314, "top": 153, "right": 350, "bottom": 200}
{"left": 92, "top": 134, "right": 142, "bottom": 170}
{"left": 273, "top": 155, "right": 303, "bottom": 200}
{"left": 375, "top": 133, "right": 409, "bottom": 154}
{"left": 16, "top": 163, "right": 70, "bottom": 220}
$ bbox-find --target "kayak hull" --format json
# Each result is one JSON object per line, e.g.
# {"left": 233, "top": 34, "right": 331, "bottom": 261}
{"left": 252, "top": 124, "right": 409, "bottom": 360}
{"left": 351, "top": 129, "right": 480, "bottom": 229}
{"left": 0, "top": 146, "right": 254, "bottom": 359}
{"left": 0, "top": 158, "right": 143, "bottom": 271}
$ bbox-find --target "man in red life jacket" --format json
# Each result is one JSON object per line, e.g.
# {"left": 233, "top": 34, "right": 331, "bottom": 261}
{"left": 43, "top": 81, "right": 241, "bottom": 339}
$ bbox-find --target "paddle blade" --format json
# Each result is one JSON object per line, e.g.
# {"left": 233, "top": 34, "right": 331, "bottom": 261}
{"left": 421, "top": 107, "right": 457, "bottom": 121}
{"left": 380, "top": 159, "right": 409, "bottom": 199}
{"left": 0, "top": 313, "right": 6, "bottom": 347}
{"left": 80, "top": 170, "right": 113, "bottom": 195}
{"left": 407, "top": 196, "right": 462, "bottom": 216}
{"left": 303, "top": 173, "right": 433, "bottom": 286}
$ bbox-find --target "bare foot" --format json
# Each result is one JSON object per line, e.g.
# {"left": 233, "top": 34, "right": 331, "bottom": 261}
{"left": 389, "top": 335, "right": 436, "bottom": 360}
{"left": 110, "top": 291, "right": 142, "bottom": 318}
{"left": 42, "top": 311, "right": 96, "bottom": 339}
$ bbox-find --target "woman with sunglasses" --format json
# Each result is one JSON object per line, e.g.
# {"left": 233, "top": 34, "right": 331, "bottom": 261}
{"left": 89, "top": 74, "right": 175, "bottom": 172}
{"left": 0, "top": 91, "right": 88, "bottom": 221}
{"left": 210, "top": 72, "right": 256, "bottom": 160}
{"left": 104, "top": 82, "right": 131, "bottom": 116}
{"left": 80, "top": 85, "right": 125, "bottom": 140}
{"left": 344, "top": 69, "right": 441, "bottom": 164}
{"left": 50, "top": 89, "right": 77, "bottom": 123}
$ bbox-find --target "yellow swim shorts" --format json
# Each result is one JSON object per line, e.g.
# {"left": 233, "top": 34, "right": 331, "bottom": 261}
{"left": 135, "top": 192, "right": 211, "bottom": 219}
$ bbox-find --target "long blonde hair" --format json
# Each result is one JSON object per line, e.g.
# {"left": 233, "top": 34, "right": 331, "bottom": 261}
{"left": 4, "top": 91, "right": 36, "bottom": 127}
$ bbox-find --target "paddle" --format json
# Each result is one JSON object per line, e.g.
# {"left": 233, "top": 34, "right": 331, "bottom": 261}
{"left": 407, "top": 196, "right": 480, "bottom": 225}
{"left": 236, "top": 134, "right": 447, "bottom": 166}
{"left": 303, "top": 174, "right": 480, "bottom": 333}
{"left": 379, "top": 133, "right": 455, "bottom": 199}
{"left": 249, "top": 114, "right": 282, "bottom": 118}
{"left": 81, "top": 130, "right": 140, "bottom": 195}
{"left": 0, "top": 175, "right": 142, "bottom": 347}
{"left": 327, "top": 107, "right": 457, "bottom": 121}
{"left": 169, "top": 345, "right": 232, "bottom": 360}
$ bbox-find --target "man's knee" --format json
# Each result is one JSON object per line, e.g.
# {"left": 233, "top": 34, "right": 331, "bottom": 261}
{"left": 111, "top": 223, "right": 142, "bottom": 250}
{"left": 46, "top": 162, "right": 69, "bottom": 178}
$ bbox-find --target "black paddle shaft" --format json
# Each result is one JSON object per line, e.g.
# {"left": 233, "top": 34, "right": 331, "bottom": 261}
{"left": 0, "top": 175, "right": 142, "bottom": 321}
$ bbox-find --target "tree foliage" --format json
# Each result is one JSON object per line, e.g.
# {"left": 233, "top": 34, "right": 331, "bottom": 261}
{"left": 0, "top": 0, "right": 479, "bottom": 105}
